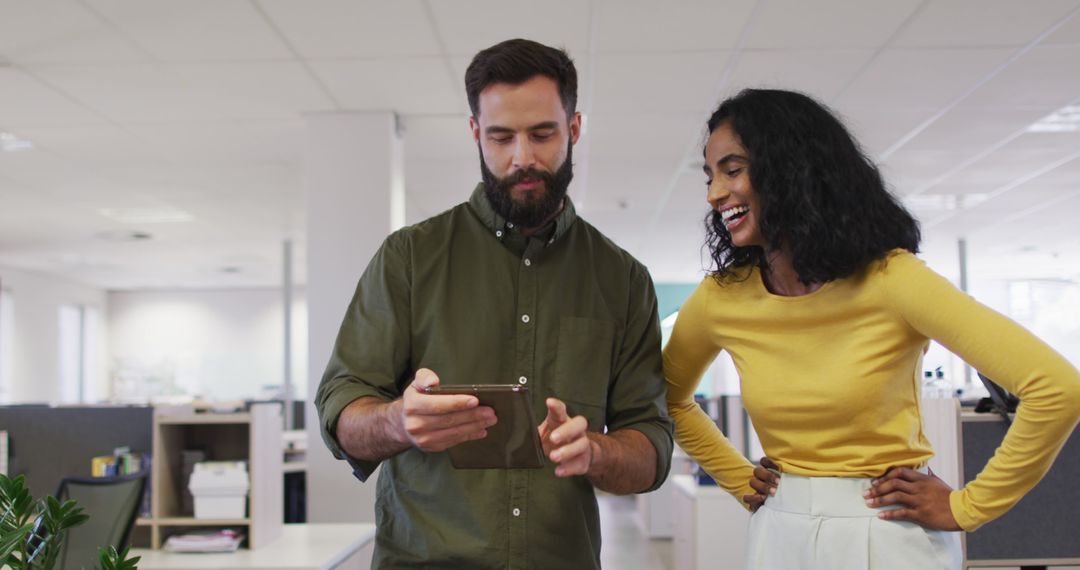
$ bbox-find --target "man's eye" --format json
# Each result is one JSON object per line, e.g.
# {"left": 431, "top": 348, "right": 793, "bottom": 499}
{"left": 532, "top": 131, "right": 554, "bottom": 140}
{"left": 704, "top": 179, "right": 713, "bottom": 187}
{"left": 491, "top": 136, "right": 512, "bottom": 144}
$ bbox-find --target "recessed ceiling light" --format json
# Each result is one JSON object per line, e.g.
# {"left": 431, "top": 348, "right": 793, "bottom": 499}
{"left": 0, "top": 132, "right": 34, "bottom": 152}
{"left": 93, "top": 230, "right": 154, "bottom": 242}
{"left": 1027, "top": 105, "right": 1080, "bottom": 133}
{"left": 98, "top": 207, "right": 193, "bottom": 224}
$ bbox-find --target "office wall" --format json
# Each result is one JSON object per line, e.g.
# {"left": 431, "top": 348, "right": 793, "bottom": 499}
{"left": 0, "top": 266, "right": 108, "bottom": 403}
{"left": 108, "top": 288, "right": 308, "bottom": 401}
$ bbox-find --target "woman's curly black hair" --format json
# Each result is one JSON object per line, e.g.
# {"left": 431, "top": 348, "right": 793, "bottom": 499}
{"left": 704, "top": 89, "right": 920, "bottom": 284}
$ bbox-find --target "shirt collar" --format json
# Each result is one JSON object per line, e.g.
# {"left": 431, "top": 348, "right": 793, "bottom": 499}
{"left": 468, "top": 182, "right": 577, "bottom": 244}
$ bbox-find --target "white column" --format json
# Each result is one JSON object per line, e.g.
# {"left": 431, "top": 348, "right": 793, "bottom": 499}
{"left": 305, "top": 112, "right": 404, "bottom": 523}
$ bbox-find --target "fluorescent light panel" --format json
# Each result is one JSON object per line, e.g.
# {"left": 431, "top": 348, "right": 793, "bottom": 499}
{"left": 1027, "top": 105, "right": 1080, "bottom": 133}
{"left": 0, "top": 132, "right": 34, "bottom": 152}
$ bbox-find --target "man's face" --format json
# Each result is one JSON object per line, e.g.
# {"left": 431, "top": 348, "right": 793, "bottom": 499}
{"left": 469, "top": 75, "right": 581, "bottom": 228}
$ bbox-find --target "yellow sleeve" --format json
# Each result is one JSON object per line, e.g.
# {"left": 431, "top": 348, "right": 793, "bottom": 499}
{"left": 663, "top": 279, "right": 756, "bottom": 507}
{"left": 881, "top": 253, "right": 1080, "bottom": 530}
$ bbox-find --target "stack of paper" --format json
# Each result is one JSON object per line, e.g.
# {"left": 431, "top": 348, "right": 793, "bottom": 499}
{"left": 163, "top": 529, "right": 243, "bottom": 553}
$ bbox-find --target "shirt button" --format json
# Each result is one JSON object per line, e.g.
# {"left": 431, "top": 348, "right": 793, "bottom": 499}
{"left": 512, "top": 507, "right": 521, "bottom": 517}
{"left": 518, "top": 376, "right": 527, "bottom": 385}
{"left": 496, "top": 230, "right": 503, "bottom": 238}
{"left": 548, "top": 238, "right": 555, "bottom": 245}
{"left": 507, "top": 222, "right": 515, "bottom": 229}
{"left": 524, "top": 258, "right": 532, "bottom": 267}
{"left": 521, "top": 314, "right": 530, "bottom": 324}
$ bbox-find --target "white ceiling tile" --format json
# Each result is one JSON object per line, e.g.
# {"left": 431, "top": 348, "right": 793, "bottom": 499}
{"left": 31, "top": 62, "right": 334, "bottom": 122}
{"left": 744, "top": 0, "right": 924, "bottom": 49}
{"left": 582, "top": 156, "right": 684, "bottom": 213}
{"left": 592, "top": 0, "right": 756, "bottom": 53}
{"left": 726, "top": 49, "right": 876, "bottom": 103}
{"left": 309, "top": 58, "right": 460, "bottom": 115}
{"left": 125, "top": 120, "right": 306, "bottom": 165}
{"left": 838, "top": 106, "right": 936, "bottom": 157}
{"left": 592, "top": 52, "right": 733, "bottom": 115}
{"left": 428, "top": 0, "right": 590, "bottom": 56}
{"left": 403, "top": 115, "right": 475, "bottom": 160}
{"left": 258, "top": 0, "right": 440, "bottom": 58}
{"left": 897, "top": 107, "right": 1047, "bottom": 154}
{"left": 12, "top": 125, "right": 167, "bottom": 166}
{"left": 84, "top": 0, "right": 293, "bottom": 62}
{"left": 892, "top": 0, "right": 1080, "bottom": 48}
{"left": 1044, "top": 7, "right": 1080, "bottom": 44}
{"left": 835, "top": 47, "right": 1015, "bottom": 110}
{"left": 962, "top": 44, "right": 1080, "bottom": 109}
{"left": 0, "top": 0, "right": 148, "bottom": 64}
{"left": 0, "top": 68, "right": 109, "bottom": 128}
{"left": 583, "top": 113, "right": 704, "bottom": 161}
{"left": 879, "top": 149, "right": 976, "bottom": 194}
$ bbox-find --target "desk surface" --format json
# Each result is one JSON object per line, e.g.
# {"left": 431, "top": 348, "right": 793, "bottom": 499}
{"left": 130, "top": 523, "right": 375, "bottom": 570}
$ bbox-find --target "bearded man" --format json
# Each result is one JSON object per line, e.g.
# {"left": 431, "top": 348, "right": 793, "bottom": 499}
{"left": 315, "top": 38, "right": 673, "bottom": 570}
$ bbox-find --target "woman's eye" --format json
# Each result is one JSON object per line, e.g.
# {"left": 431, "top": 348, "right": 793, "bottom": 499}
{"left": 727, "top": 169, "right": 742, "bottom": 177}
{"left": 704, "top": 179, "right": 713, "bottom": 187}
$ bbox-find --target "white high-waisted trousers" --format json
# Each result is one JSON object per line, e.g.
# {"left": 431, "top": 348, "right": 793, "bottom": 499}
{"left": 744, "top": 471, "right": 962, "bottom": 570}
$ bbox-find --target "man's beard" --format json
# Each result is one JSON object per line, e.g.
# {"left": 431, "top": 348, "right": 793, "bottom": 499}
{"left": 480, "top": 141, "right": 574, "bottom": 229}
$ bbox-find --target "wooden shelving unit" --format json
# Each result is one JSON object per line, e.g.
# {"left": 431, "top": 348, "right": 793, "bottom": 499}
{"left": 142, "top": 403, "right": 283, "bottom": 549}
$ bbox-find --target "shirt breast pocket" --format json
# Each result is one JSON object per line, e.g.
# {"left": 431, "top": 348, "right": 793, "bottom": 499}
{"left": 554, "top": 316, "right": 615, "bottom": 431}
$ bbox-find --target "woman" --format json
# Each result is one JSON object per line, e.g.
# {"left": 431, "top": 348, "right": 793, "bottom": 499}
{"left": 664, "top": 88, "right": 1080, "bottom": 570}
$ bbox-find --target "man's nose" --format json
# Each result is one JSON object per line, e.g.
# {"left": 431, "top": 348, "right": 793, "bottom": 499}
{"left": 512, "top": 139, "right": 536, "bottom": 169}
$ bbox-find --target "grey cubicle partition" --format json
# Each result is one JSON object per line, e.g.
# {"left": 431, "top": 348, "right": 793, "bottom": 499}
{"left": 0, "top": 405, "right": 152, "bottom": 499}
{"left": 961, "top": 414, "right": 1080, "bottom": 565}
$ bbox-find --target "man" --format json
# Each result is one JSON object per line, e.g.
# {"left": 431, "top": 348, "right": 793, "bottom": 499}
{"left": 316, "top": 38, "right": 673, "bottom": 569}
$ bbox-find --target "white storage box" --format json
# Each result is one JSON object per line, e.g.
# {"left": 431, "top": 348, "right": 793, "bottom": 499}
{"left": 188, "top": 461, "right": 250, "bottom": 519}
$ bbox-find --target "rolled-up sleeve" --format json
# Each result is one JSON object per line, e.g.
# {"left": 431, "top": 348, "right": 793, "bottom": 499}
{"left": 314, "top": 232, "right": 412, "bottom": 481}
{"left": 606, "top": 263, "right": 675, "bottom": 492}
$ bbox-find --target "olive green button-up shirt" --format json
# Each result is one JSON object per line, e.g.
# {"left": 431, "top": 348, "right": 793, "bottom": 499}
{"left": 316, "top": 184, "right": 673, "bottom": 570}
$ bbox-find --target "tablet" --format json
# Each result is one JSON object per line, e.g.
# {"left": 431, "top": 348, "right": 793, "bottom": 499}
{"left": 423, "top": 384, "right": 545, "bottom": 469}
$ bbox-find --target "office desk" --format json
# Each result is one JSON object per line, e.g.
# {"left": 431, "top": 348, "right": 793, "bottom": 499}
{"left": 130, "top": 523, "right": 376, "bottom": 570}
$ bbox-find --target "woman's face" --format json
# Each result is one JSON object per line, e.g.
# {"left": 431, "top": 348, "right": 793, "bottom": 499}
{"left": 704, "top": 122, "right": 765, "bottom": 249}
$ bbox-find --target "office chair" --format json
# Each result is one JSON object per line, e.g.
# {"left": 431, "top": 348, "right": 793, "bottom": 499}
{"left": 53, "top": 471, "right": 147, "bottom": 570}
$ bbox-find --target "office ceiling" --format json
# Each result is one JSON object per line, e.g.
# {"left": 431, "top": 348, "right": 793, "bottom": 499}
{"left": 1, "top": 0, "right": 1079, "bottom": 289}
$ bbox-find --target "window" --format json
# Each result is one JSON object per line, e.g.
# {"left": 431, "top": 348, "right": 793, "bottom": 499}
{"left": 0, "top": 288, "right": 12, "bottom": 402}
{"left": 58, "top": 304, "right": 99, "bottom": 404}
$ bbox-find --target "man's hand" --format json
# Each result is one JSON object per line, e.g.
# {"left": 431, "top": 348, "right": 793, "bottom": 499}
{"left": 398, "top": 369, "right": 497, "bottom": 452}
{"left": 743, "top": 456, "right": 780, "bottom": 512}
{"left": 538, "top": 398, "right": 593, "bottom": 477}
{"left": 864, "top": 467, "right": 962, "bottom": 531}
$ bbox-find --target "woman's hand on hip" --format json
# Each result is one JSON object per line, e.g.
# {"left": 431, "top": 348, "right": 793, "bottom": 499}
{"left": 743, "top": 456, "right": 781, "bottom": 512}
{"left": 864, "top": 467, "right": 962, "bottom": 531}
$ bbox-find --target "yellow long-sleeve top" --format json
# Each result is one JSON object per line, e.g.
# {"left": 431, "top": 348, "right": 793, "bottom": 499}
{"left": 664, "top": 249, "right": 1080, "bottom": 531}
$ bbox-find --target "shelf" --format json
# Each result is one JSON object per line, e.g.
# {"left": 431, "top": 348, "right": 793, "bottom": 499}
{"left": 155, "top": 412, "right": 252, "bottom": 425}
{"left": 154, "top": 517, "right": 251, "bottom": 526}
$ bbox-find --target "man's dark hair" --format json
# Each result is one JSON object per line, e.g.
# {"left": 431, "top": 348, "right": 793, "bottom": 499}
{"left": 704, "top": 88, "right": 921, "bottom": 284}
{"left": 465, "top": 38, "right": 577, "bottom": 118}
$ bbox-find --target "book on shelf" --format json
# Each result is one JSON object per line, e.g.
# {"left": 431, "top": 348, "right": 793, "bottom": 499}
{"left": 163, "top": 529, "right": 244, "bottom": 553}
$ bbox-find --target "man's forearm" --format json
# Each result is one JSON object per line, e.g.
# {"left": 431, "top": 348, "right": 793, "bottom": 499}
{"left": 585, "top": 429, "right": 658, "bottom": 494}
{"left": 335, "top": 396, "right": 411, "bottom": 462}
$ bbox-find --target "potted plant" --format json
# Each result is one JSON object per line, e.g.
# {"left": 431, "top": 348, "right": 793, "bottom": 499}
{"left": 0, "top": 473, "right": 140, "bottom": 569}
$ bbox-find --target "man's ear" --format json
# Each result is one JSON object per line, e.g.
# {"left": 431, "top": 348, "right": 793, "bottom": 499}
{"left": 569, "top": 112, "right": 582, "bottom": 145}
{"left": 469, "top": 115, "right": 481, "bottom": 144}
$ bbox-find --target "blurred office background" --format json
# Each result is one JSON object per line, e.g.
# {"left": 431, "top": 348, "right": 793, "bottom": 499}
{"left": 1, "top": 2, "right": 1079, "bottom": 565}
